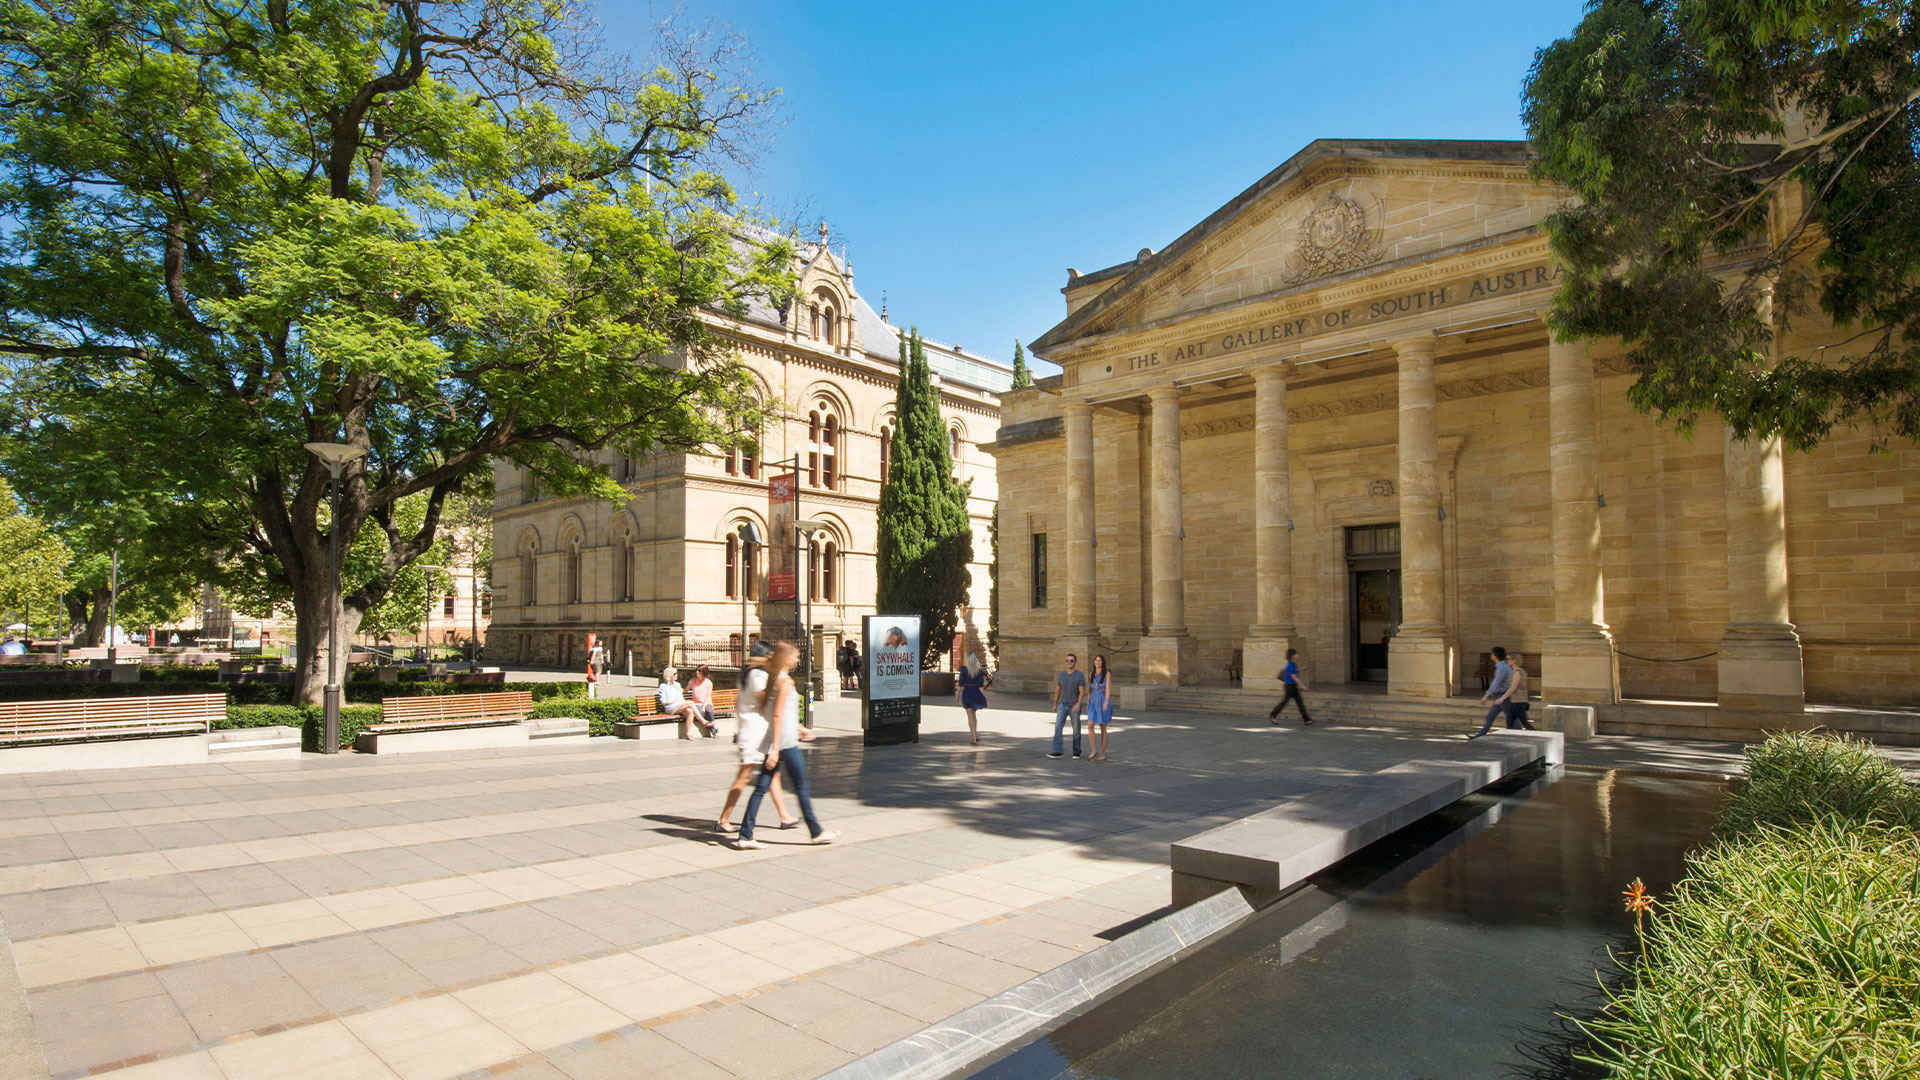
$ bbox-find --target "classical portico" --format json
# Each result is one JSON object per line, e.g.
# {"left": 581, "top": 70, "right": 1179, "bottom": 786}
{"left": 990, "top": 137, "right": 1917, "bottom": 730}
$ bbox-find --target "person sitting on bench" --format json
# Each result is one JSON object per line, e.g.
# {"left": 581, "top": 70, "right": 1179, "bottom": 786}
{"left": 659, "top": 666, "right": 717, "bottom": 739}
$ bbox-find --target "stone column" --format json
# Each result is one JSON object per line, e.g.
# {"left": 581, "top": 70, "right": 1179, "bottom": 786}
{"left": 1056, "top": 401, "right": 1102, "bottom": 662}
{"left": 1543, "top": 336, "right": 1620, "bottom": 703}
{"left": 1387, "top": 332, "right": 1454, "bottom": 697}
{"left": 1718, "top": 286, "right": 1804, "bottom": 712}
{"left": 1241, "top": 362, "right": 1298, "bottom": 690}
{"left": 1139, "top": 384, "right": 1197, "bottom": 684}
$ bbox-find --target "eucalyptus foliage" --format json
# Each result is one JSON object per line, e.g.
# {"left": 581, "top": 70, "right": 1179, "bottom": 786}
{"left": 1524, "top": 0, "right": 1920, "bottom": 449}
{"left": 875, "top": 330, "right": 973, "bottom": 670}
{"left": 0, "top": 1, "right": 791, "bottom": 701}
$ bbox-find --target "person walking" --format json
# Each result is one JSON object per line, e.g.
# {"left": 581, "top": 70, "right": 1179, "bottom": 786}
{"left": 1268, "top": 648, "right": 1314, "bottom": 726}
{"left": 715, "top": 642, "right": 799, "bottom": 834}
{"left": 1049, "top": 653, "right": 1089, "bottom": 759}
{"left": 737, "top": 642, "right": 838, "bottom": 850}
{"left": 1469, "top": 646, "right": 1526, "bottom": 739}
{"left": 585, "top": 633, "right": 604, "bottom": 699}
{"left": 955, "top": 652, "right": 989, "bottom": 745}
{"left": 837, "top": 641, "right": 856, "bottom": 691}
{"left": 1086, "top": 655, "right": 1115, "bottom": 760}
{"left": 1503, "top": 652, "right": 1535, "bottom": 730}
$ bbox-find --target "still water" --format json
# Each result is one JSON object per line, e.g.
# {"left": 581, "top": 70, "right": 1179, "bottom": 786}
{"left": 966, "top": 768, "right": 1723, "bottom": 1080}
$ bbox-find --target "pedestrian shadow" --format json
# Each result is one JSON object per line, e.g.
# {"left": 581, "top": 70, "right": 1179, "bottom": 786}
{"left": 639, "top": 813, "right": 731, "bottom": 845}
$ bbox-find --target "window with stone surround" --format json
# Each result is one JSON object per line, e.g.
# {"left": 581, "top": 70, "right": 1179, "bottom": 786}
{"left": 1031, "top": 533, "right": 1048, "bottom": 608}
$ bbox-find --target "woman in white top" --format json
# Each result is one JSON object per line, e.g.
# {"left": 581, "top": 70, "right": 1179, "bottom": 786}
{"left": 714, "top": 644, "right": 798, "bottom": 833}
{"left": 658, "top": 666, "right": 716, "bottom": 739}
{"left": 736, "top": 642, "right": 837, "bottom": 849}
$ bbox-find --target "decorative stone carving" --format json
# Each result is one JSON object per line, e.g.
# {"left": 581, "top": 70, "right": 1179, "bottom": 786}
{"left": 1367, "top": 479, "right": 1396, "bottom": 497}
{"left": 1435, "top": 369, "right": 1550, "bottom": 400}
{"left": 1179, "top": 416, "right": 1256, "bottom": 440}
{"left": 1283, "top": 191, "right": 1385, "bottom": 284}
{"left": 1288, "top": 391, "right": 1397, "bottom": 424}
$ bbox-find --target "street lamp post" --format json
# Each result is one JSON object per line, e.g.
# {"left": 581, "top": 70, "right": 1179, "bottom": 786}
{"left": 304, "top": 441, "right": 369, "bottom": 755}
{"left": 795, "top": 520, "right": 827, "bottom": 707}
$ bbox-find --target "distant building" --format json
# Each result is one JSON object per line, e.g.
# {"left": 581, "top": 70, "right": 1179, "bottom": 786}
{"left": 486, "top": 228, "right": 1008, "bottom": 676}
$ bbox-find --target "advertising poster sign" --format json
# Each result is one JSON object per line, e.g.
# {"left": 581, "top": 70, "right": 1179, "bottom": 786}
{"left": 768, "top": 472, "right": 797, "bottom": 601}
{"left": 862, "top": 615, "right": 921, "bottom": 744}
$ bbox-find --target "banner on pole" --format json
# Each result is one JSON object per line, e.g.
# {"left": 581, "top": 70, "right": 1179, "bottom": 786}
{"left": 768, "top": 472, "right": 797, "bottom": 601}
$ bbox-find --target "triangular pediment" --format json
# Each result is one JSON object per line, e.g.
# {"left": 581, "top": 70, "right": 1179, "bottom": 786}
{"left": 1033, "top": 140, "right": 1563, "bottom": 351}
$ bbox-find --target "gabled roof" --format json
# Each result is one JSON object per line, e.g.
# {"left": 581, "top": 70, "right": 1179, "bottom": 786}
{"left": 1028, "top": 138, "right": 1534, "bottom": 354}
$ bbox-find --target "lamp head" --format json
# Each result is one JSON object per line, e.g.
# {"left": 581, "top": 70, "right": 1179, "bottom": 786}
{"left": 304, "top": 442, "right": 369, "bottom": 476}
{"left": 794, "top": 519, "right": 828, "bottom": 537}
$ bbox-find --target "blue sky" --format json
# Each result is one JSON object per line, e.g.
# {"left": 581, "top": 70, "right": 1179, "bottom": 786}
{"left": 600, "top": 1, "right": 1590, "bottom": 372}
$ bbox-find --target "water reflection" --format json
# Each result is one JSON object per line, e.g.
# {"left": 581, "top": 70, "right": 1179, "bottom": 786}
{"left": 966, "top": 768, "right": 1723, "bottom": 1080}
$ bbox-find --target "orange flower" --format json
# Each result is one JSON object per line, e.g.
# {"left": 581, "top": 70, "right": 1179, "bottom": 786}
{"left": 1623, "top": 877, "right": 1655, "bottom": 918}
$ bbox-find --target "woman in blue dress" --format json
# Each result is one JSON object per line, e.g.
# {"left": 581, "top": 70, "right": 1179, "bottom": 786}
{"left": 956, "top": 652, "right": 989, "bottom": 745}
{"left": 1087, "top": 654, "right": 1115, "bottom": 760}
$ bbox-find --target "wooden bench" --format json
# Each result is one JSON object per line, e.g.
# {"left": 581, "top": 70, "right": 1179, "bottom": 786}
{"left": 0, "top": 693, "right": 222, "bottom": 745}
{"left": 1476, "top": 652, "right": 1542, "bottom": 690}
{"left": 620, "top": 688, "right": 739, "bottom": 738}
{"left": 0, "top": 668, "right": 108, "bottom": 685}
{"left": 357, "top": 691, "right": 536, "bottom": 754}
{"left": 1224, "top": 649, "right": 1243, "bottom": 684}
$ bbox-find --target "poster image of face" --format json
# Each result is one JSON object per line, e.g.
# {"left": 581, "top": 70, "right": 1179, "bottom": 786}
{"left": 865, "top": 617, "right": 920, "bottom": 701}
{"left": 768, "top": 472, "right": 797, "bottom": 601}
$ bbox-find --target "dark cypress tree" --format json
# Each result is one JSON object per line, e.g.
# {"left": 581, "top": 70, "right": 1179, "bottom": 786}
{"left": 876, "top": 329, "right": 974, "bottom": 669}
{"left": 1010, "top": 340, "right": 1034, "bottom": 389}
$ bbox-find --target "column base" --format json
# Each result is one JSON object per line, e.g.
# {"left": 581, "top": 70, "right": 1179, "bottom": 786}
{"left": 1388, "top": 629, "right": 1453, "bottom": 698}
{"left": 1717, "top": 624, "right": 1805, "bottom": 711}
{"left": 1542, "top": 623, "right": 1619, "bottom": 705}
{"left": 1139, "top": 633, "right": 1199, "bottom": 686}
{"left": 1240, "top": 633, "right": 1297, "bottom": 692}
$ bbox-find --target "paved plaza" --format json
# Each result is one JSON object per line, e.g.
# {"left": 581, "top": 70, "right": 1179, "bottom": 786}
{"left": 1, "top": 695, "right": 1915, "bottom": 1080}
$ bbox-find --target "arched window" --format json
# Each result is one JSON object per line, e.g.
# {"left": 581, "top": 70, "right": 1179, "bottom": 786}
{"left": 821, "top": 307, "right": 837, "bottom": 345}
{"left": 808, "top": 537, "right": 821, "bottom": 601}
{"left": 564, "top": 535, "right": 582, "bottom": 604}
{"left": 742, "top": 439, "right": 757, "bottom": 479}
{"left": 823, "top": 415, "right": 838, "bottom": 490}
{"left": 725, "top": 533, "right": 738, "bottom": 599}
{"left": 809, "top": 305, "right": 820, "bottom": 339}
{"left": 519, "top": 539, "right": 538, "bottom": 606}
{"left": 823, "top": 541, "right": 838, "bottom": 602}
{"left": 950, "top": 428, "right": 962, "bottom": 461}
{"left": 612, "top": 527, "right": 635, "bottom": 602}
{"left": 879, "top": 425, "right": 890, "bottom": 485}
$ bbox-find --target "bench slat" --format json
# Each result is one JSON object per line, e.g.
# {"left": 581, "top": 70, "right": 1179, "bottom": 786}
{"left": 0, "top": 693, "right": 224, "bottom": 745}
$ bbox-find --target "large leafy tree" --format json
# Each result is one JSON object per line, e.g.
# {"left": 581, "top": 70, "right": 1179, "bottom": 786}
{"left": 876, "top": 329, "right": 973, "bottom": 670}
{"left": 1524, "top": 0, "right": 1920, "bottom": 450}
{"left": 0, "top": 477, "right": 69, "bottom": 631}
{"left": 0, "top": 1, "right": 791, "bottom": 702}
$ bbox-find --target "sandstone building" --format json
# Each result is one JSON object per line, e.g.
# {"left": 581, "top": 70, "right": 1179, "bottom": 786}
{"left": 990, "top": 139, "right": 1919, "bottom": 730}
{"left": 487, "top": 228, "right": 1008, "bottom": 674}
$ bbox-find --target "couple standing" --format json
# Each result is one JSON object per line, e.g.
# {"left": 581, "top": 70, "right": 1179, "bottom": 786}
{"left": 1049, "top": 653, "right": 1115, "bottom": 760}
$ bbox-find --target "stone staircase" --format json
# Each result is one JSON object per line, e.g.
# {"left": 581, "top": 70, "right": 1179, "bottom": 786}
{"left": 1149, "top": 685, "right": 1479, "bottom": 734}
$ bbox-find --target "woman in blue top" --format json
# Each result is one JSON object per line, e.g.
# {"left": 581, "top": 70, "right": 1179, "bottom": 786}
{"left": 955, "top": 652, "right": 989, "bottom": 745}
{"left": 1086, "top": 655, "right": 1115, "bottom": 759}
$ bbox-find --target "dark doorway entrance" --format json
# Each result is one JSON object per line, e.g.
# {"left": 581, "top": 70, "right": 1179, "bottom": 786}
{"left": 1348, "top": 524, "right": 1402, "bottom": 682}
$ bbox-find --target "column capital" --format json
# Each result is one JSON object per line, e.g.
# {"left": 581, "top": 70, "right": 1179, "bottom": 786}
{"left": 1247, "top": 359, "right": 1291, "bottom": 383}
{"left": 1061, "top": 399, "right": 1094, "bottom": 418}
{"left": 1388, "top": 330, "right": 1439, "bottom": 357}
{"left": 1146, "top": 382, "right": 1183, "bottom": 406}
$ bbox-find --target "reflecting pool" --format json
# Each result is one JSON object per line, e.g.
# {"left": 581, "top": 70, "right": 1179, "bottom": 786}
{"left": 966, "top": 768, "right": 1723, "bottom": 1080}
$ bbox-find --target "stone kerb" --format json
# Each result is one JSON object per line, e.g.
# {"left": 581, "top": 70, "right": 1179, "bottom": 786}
{"left": 1169, "top": 730, "right": 1561, "bottom": 908}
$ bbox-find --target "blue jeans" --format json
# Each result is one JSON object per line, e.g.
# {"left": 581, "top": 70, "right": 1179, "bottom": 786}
{"left": 1473, "top": 700, "right": 1530, "bottom": 737}
{"left": 1053, "top": 702, "right": 1083, "bottom": 756}
{"left": 740, "top": 747, "right": 822, "bottom": 840}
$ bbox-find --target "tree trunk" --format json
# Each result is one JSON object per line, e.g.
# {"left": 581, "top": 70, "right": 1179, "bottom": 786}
{"left": 290, "top": 571, "right": 367, "bottom": 707}
{"left": 62, "top": 586, "right": 112, "bottom": 647}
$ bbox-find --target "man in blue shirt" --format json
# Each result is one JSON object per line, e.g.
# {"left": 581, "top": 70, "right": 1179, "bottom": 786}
{"left": 1049, "top": 654, "right": 1088, "bottom": 759}
{"left": 1268, "top": 649, "right": 1313, "bottom": 725}
{"left": 1469, "top": 646, "right": 1517, "bottom": 739}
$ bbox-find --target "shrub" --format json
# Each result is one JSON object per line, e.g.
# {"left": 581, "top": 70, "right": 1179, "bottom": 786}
{"left": 1582, "top": 820, "right": 1920, "bottom": 1079}
{"left": 220, "top": 704, "right": 313, "bottom": 730}
{"left": 1721, "top": 731, "right": 1920, "bottom": 837}
{"left": 300, "top": 705, "right": 384, "bottom": 751}
{"left": 528, "top": 698, "right": 633, "bottom": 737}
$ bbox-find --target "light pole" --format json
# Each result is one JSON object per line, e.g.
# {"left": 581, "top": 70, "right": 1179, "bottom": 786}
{"left": 795, "top": 520, "right": 827, "bottom": 707}
{"left": 305, "top": 441, "right": 369, "bottom": 754}
{"left": 737, "top": 520, "right": 763, "bottom": 667}
{"left": 415, "top": 564, "right": 446, "bottom": 664}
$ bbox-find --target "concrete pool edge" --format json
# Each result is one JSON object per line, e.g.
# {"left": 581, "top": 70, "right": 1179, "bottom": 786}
{"left": 817, "top": 730, "right": 1562, "bottom": 1080}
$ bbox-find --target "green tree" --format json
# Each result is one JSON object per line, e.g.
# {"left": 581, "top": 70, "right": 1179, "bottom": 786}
{"left": 1523, "top": 0, "right": 1920, "bottom": 450}
{"left": 876, "top": 329, "right": 973, "bottom": 670}
{"left": 1010, "top": 339, "right": 1034, "bottom": 389}
{"left": 0, "top": 2, "right": 791, "bottom": 703}
{"left": 0, "top": 478, "right": 69, "bottom": 630}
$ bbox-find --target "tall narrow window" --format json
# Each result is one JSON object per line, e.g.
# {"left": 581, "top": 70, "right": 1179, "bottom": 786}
{"left": 520, "top": 542, "right": 537, "bottom": 606}
{"left": 726, "top": 448, "right": 738, "bottom": 476}
{"left": 744, "top": 533, "right": 760, "bottom": 601}
{"left": 725, "top": 534, "right": 738, "bottom": 599}
{"left": 823, "top": 542, "right": 838, "bottom": 602}
{"left": 442, "top": 593, "right": 455, "bottom": 617}
{"left": 565, "top": 537, "right": 582, "bottom": 604}
{"left": 808, "top": 538, "right": 821, "bottom": 601}
{"left": 822, "top": 416, "right": 838, "bottom": 490}
{"left": 822, "top": 308, "right": 836, "bottom": 345}
{"left": 807, "top": 411, "right": 821, "bottom": 486}
{"left": 809, "top": 305, "right": 821, "bottom": 338}
{"left": 622, "top": 540, "right": 636, "bottom": 602}
{"left": 879, "top": 425, "right": 890, "bottom": 485}
{"left": 950, "top": 428, "right": 962, "bottom": 461}
{"left": 1031, "top": 533, "right": 1048, "bottom": 608}
{"left": 742, "top": 441, "right": 757, "bottom": 479}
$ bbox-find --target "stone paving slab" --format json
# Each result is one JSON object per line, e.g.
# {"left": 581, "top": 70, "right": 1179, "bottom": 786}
{"left": 0, "top": 693, "right": 1911, "bottom": 1080}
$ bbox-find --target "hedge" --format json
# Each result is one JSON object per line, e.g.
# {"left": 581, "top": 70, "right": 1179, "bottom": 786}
{"left": 528, "top": 698, "right": 634, "bottom": 738}
{"left": 1582, "top": 733, "right": 1920, "bottom": 1078}
{"left": 0, "top": 674, "right": 589, "bottom": 706}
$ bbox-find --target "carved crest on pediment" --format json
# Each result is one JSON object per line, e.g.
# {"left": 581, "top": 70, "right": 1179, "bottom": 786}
{"left": 1283, "top": 190, "right": 1385, "bottom": 285}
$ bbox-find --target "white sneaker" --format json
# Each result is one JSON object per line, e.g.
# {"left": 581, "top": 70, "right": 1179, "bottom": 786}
{"left": 811, "top": 831, "right": 840, "bottom": 845}
{"left": 735, "top": 838, "right": 763, "bottom": 850}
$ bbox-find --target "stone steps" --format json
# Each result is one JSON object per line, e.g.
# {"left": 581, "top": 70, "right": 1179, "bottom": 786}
{"left": 1151, "top": 687, "right": 1476, "bottom": 733}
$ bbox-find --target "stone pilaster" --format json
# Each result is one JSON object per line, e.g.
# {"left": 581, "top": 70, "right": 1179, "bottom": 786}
{"left": 1387, "top": 332, "right": 1454, "bottom": 697}
{"left": 1061, "top": 402, "right": 1098, "bottom": 636}
{"left": 1140, "top": 384, "right": 1197, "bottom": 684}
{"left": 1241, "top": 362, "right": 1297, "bottom": 690}
{"left": 1718, "top": 289, "right": 1804, "bottom": 711}
{"left": 1543, "top": 335, "right": 1620, "bottom": 703}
